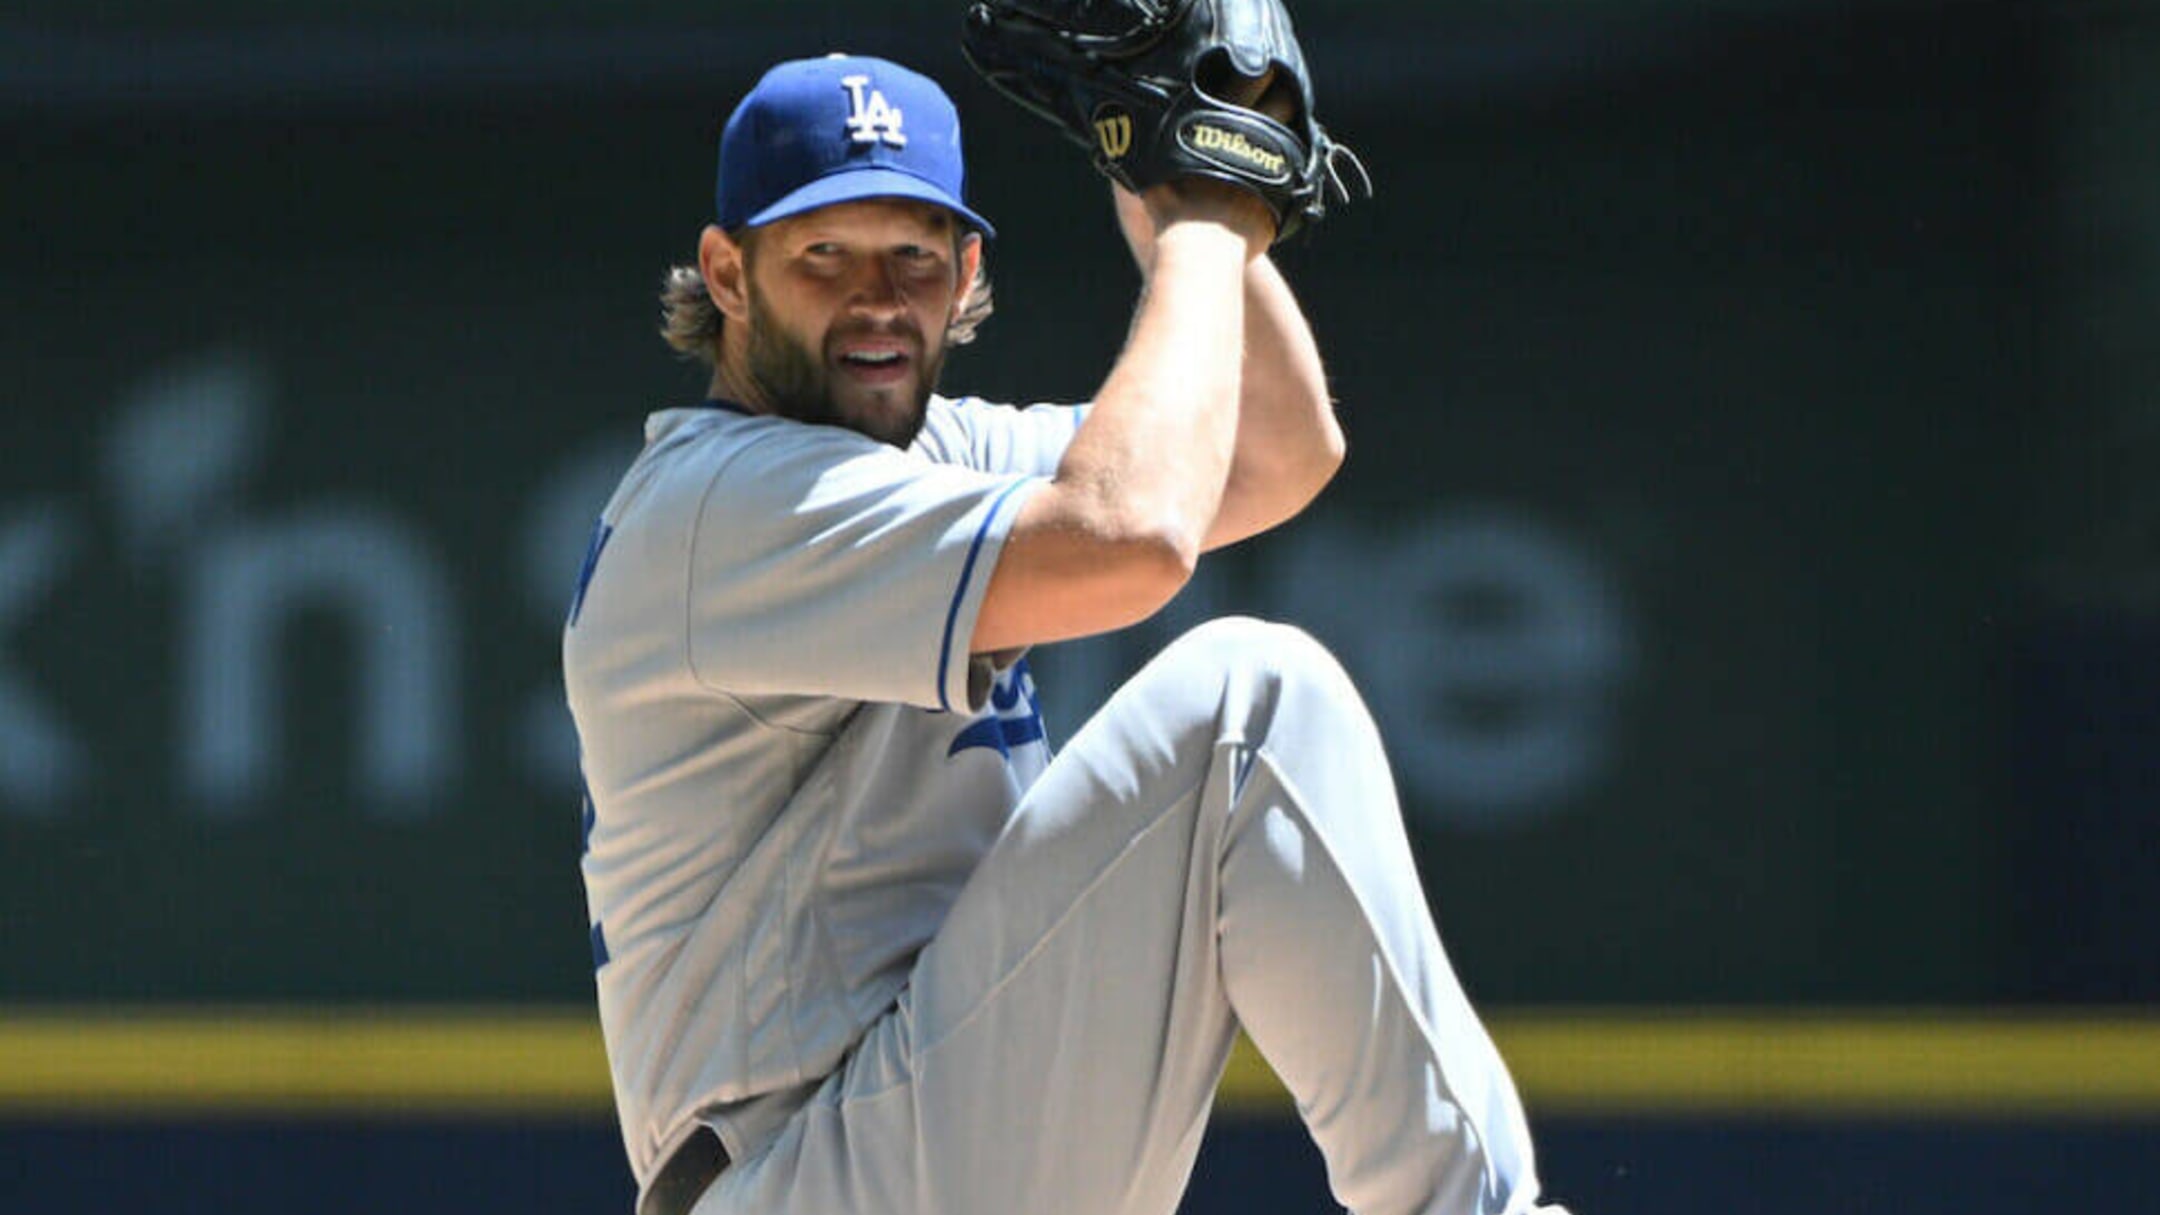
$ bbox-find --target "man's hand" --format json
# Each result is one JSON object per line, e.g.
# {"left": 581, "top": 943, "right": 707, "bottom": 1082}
{"left": 1140, "top": 178, "right": 1276, "bottom": 259}
{"left": 1117, "top": 67, "right": 1290, "bottom": 261}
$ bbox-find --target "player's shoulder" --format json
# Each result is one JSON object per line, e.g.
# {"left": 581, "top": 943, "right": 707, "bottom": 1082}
{"left": 643, "top": 401, "right": 810, "bottom": 455}
{"left": 923, "top": 392, "right": 1001, "bottom": 425}
{"left": 605, "top": 404, "right": 828, "bottom": 530}
{"left": 643, "top": 401, "right": 886, "bottom": 476}
{"left": 925, "top": 392, "right": 1029, "bottom": 423}
{"left": 913, "top": 392, "right": 1062, "bottom": 452}
{"left": 909, "top": 393, "right": 985, "bottom": 464}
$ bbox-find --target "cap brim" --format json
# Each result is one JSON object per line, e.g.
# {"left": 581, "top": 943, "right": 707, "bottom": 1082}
{"left": 742, "top": 167, "right": 996, "bottom": 239}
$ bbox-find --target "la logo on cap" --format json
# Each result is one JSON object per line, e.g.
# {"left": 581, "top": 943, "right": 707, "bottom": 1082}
{"left": 841, "top": 74, "right": 907, "bottom": 148}
{"left": 714, "top": 54, "right": 994, "bottom": 235}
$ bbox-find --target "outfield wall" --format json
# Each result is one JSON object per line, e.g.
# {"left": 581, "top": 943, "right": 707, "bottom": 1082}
{"left": 6, "top": 1, "right": 2141, "bottom": 1009}
{"left": 4, "top": 1010, "right": 2156, "bottom": 1212}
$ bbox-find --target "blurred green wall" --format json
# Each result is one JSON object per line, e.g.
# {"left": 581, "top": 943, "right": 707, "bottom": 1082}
{"left": 1, "top": 1, "right": 2149, "bottom": 1006}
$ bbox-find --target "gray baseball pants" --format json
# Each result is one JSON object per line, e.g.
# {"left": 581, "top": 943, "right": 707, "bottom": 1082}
{"left": 695, "top": 617, "right": 1565, "bottom": 1215}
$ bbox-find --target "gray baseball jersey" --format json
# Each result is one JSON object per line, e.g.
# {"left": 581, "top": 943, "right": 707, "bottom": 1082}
{"left": 563, "top": 393, "right": 1084, "bottom": 1205}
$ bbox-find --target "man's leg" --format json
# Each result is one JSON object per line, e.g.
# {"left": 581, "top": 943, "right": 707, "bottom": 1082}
{"left": 700, "top": 618, "right": 1560, "bottom": 1215}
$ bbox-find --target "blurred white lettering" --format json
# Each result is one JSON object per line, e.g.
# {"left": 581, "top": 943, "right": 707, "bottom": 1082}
{"left": 183, "top": 508, "right": 457, "bottom": 816}
{"left": 4, "top": 351, "right": 1636, "bottom": 832}
{"left": 0, "top": 507, "right": 85, "bottom": 815}
{"left": 1033, "top": 508, "right": 1636, "bottom": 831}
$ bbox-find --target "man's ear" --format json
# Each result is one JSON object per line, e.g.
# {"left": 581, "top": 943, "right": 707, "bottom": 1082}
{"left": 699, "top": 225, "right": 751, "bottom": 323}
{"left": 951, "top": 231, "right": 985, "bottom": 324}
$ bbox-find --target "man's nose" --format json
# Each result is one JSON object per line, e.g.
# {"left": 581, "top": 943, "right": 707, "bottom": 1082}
{"left": 846, "top": 257, "right": 906, "bottom": 313}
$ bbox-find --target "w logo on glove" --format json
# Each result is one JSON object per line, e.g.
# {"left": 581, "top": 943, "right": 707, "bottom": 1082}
{"left": 1093, "top": 110, "right": 1134, "bottom": 160}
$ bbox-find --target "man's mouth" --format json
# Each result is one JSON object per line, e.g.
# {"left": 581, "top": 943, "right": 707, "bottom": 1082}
{"left": 834, "top": 339, "right": 916, "bottom": 383}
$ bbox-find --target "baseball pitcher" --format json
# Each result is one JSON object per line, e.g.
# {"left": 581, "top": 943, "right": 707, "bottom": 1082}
{"left": 563, "top": 4, "right": 1569, "bottom": 1214}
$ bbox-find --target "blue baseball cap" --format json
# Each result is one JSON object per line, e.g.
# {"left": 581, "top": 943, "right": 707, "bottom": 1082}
{"left": 716, "top": 54, "right": 995, "bottom": 238}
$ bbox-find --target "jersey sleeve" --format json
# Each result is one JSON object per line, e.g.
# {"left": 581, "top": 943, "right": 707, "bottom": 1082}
{"left": 684, "top": 420, "right": 1043, "bottom": 713}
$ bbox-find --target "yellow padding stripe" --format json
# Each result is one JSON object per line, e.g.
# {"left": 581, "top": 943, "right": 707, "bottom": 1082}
{"left": 0, "top": 1009, "right": 604, "bottom": 1116}
{"left": 5, "top": 1009, "right": 2160, "bottom": 1118}
{"left": 1229, "top": 1011, "right": 2160, "bottom": 1118}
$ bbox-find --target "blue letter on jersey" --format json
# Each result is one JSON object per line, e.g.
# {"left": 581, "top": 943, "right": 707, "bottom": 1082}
{"left": 948, "top": 658, "right": 1046, "bottom": 760}
{"left": 580, "top": 776, "right": 610, "bottom": 968}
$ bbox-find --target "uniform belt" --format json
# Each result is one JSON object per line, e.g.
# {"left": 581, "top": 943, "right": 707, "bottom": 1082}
{"left": 647, "top": 1126, "right": 731, "bottom": 1215}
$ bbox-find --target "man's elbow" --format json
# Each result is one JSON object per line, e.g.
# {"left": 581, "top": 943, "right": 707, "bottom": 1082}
{"left": 1072, "top": 495, "right": 1206, "bottom": 625}
{"left": 1316, "top": 416, "right": 1348, "bottom": 483}
{"left": 1045, "top": 528, "right": 1195, "bottom": 639}
{"left": 1293, "top": 413, "right": 1348, "bottom": 502}
{"left": 1115, "top": 519, "right": 1204, "bottom": 604}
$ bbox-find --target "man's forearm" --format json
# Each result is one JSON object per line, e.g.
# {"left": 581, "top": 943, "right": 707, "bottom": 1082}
{"left": 1110, "top": 183, "right": 1343, "bottom": 551}
{"left": 1200, "top": 255, "right": 1345, "bottom": 550}
{"left": 1069, "top": 216, "right": 1251, "bottom": 565}
{"left": 971, "top": 186, "right": 1270, "bottom": 654}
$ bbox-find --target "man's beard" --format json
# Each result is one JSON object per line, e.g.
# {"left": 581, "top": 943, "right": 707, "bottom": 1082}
{"left": 744, "top": 289, "right": 944, "bottom": 449}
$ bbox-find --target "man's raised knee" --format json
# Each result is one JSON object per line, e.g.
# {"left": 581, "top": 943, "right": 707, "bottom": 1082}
{"left": 1166, "top": 616, "right": 1354, "bottom": 695}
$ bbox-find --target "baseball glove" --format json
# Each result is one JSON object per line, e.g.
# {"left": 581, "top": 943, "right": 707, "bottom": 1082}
{"left": 960, "top": 0, "right": 1370, "bottom": 241}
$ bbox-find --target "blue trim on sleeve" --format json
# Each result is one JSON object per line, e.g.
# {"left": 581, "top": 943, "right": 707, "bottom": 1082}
{"left": 935, "top": 476, "right": 1035, "bottom": 713}
{"left": 566, "top": 522, "right": 613, "bottom": 628}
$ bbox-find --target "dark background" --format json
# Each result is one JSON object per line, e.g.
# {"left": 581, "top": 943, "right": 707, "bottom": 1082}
{"left": 2, "top": 0, "right": 2155, "bottom": 1211}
